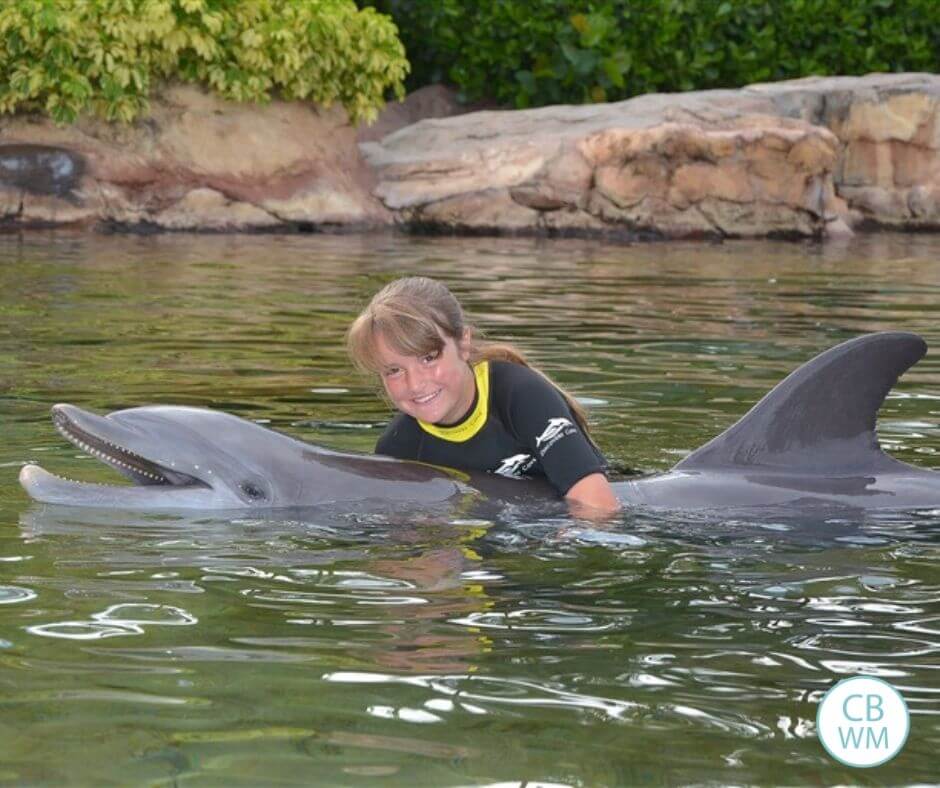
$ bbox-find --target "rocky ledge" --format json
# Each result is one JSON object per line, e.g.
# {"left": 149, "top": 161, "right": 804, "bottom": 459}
{"left": 2, "top": 74, "right": 940, "bottom": 239}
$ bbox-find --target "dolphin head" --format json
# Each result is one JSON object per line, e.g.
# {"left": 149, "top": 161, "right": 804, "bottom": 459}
{"left": 19, "top": 403, "right": 470, "bottom": 511}
{"left": 19, "top": 403, "right": 313, "bottom": 509}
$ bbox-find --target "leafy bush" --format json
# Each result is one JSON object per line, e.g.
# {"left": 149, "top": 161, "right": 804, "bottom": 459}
{"left": 0, "top": 0, "right": 408, "bottom": 124}
{"left": 366, "top": 0, "right": 940, "bottom": 108}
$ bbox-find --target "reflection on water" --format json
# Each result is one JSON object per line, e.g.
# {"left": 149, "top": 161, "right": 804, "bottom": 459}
{"left": 1, "top": 232, "right": 938, "bottom": 784}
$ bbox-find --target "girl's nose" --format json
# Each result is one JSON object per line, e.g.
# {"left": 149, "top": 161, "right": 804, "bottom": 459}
{"left": 404, "top": 365, "right": 428, "bottom": 392}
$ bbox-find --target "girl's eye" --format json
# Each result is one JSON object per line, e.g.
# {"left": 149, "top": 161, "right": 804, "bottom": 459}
{"left": 422, "top": 351, "right": 439, "bottom": 364}
{"left": 383, "top": 367, "right": 401, "bottom": 378}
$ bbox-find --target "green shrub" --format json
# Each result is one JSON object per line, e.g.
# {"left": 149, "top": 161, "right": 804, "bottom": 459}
{"left": 0, "top": 0, "right": 408, "bottom": 124}
{"left": 366, "top": 0, "right": 940, "bottom": 108}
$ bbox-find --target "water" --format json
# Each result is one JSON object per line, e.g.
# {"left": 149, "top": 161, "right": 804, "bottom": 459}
{"left": 1, "top": 231, "right": 938, "bottom": 785}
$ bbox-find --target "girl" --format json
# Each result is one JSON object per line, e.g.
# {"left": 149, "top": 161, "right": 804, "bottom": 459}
{"left": 346, "top": 277, "right": 620, "bottom": 515}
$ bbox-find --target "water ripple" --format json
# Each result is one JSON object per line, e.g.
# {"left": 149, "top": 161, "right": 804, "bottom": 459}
{"left": 0, "top": 585, "right": 37, "bottom": 604}
{"left": 793, "top": 633, "right": 938, "bottom": 658}
{"left": 26, "top": 604, "right": 197, "bottom": 640}
{"left": 242, "top": 588, "right": 429, "bottom": 607}
{"left": 323, "top": 671, "right": 644, "bottom": 721}
{"left": 449, "top": 609, "right": 624, "bottom": 632}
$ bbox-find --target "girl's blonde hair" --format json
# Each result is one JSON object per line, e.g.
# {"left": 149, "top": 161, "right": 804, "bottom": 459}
{"left": 346, "top": 276, "right": 595, "bottom": 439}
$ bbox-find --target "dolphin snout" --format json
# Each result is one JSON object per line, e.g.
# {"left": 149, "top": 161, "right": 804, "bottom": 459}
{"left": 19, "top": 463, "right": 38, "bottom": 484}
{"left": 51, "top": 403, "right": 81, "bottom": 423}
{"left": 51, "top": 404, "right": 84, "bottom": 433}
{"left": 19, "top": 464, "right": 48, "bottom": 496}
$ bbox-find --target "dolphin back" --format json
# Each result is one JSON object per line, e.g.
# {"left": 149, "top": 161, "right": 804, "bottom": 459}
{"left": 675, "top": 332, "right": 927, "bottom": 473}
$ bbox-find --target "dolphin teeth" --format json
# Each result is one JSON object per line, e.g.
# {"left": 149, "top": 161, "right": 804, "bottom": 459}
{"left": 52, "top": 413, "right": 180, "bottom": 487}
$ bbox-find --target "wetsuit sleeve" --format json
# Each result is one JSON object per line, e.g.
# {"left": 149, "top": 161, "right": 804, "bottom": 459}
{"left": 375, "top": 415, "right": 420, "bottom": 460}
{"left": 502, "top": 366, "right": 606, "bottom": 495}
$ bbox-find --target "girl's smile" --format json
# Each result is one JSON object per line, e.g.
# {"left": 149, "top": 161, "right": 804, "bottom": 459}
{"left": 412, "top": 389, "right": 440, "bottom": 405}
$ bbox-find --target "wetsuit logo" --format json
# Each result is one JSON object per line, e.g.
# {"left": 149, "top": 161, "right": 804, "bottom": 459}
{"left": 495, "top": 453, "right": 536, "bottom": 478}
{"left": 535, "top": 417, "right": 576, "bottom": 456}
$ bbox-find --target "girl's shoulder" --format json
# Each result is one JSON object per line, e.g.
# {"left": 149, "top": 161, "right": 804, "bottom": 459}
{"left": 488, "top": 359, "right": 554, "bottom": 393}
{"left": 487, "top": 360, "right": 566, "bottom": 424}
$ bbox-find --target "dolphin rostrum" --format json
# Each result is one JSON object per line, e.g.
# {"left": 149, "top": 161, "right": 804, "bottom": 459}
{"left": 18, "top": 332, "right": 940, "bottom": 513}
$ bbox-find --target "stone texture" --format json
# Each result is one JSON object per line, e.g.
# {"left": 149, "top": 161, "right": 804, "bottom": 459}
{"left": 147, "top": 187, "right": 281, "bottom": 231}
{"left": 363, "top": 92, "right": 840, "bottom": 239}
{"left": 364, "top": 73, "right": 940, "bottom": 238}
{"left": 753, "top": 73, "right": 940, "bottom": 230}
{"left": 578, "top": 118, "right": 838, "bottom": 239}
{"left": 0, "top": 84, "right": 390, "bottom": 231}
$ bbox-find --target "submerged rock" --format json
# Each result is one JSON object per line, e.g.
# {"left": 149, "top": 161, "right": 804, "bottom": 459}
{"left": 2, "top": 74, "right": 940, "bottom": 238}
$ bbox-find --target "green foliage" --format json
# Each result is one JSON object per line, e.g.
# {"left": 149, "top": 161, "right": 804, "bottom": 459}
{"left": 365, "top": 0, "right": 940, "bottom": 108}
{"left": 0, "top": 0, "right": 408, "bottom": 124}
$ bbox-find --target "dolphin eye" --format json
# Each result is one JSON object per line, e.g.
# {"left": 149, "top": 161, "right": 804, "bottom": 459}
{"left": 240, "top": 482, "right": 267, "bottom": 501}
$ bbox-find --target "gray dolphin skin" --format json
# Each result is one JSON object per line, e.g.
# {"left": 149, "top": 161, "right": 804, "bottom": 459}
{"left": 18, "top": 403, "right": 555, "bottom": 510}
{"left": 18, "top": 331, "right": 940, "bottom": 513}
{"left": 619, "top": 330, "right": 940, "bottom": 510}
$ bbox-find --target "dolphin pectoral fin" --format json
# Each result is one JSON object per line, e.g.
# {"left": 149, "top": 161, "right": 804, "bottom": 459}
{"left": 675, "top": 332, "right": 927, "bottom": 474}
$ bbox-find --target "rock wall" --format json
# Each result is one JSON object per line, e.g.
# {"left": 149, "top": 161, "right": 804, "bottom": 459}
{"left": 364, "top": 105, "right": 841, "bottom": 239}
{"left": 755, "top": 74, "right": 940, "bottom": 231}
{"left": 0, "top": 84, "right": 389, "bottom": 231}
{"left": 364, "top": 73, "right": 940, "bottom": 240}
{"left": 2, "top": 74, "right": 940, "bottom": 239}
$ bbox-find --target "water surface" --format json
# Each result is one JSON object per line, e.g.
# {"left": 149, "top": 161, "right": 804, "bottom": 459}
{"left": 1, "top": 232, "right": 938, "bottom": 785}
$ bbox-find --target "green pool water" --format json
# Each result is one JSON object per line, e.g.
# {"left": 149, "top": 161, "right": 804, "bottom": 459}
{"left": 0, "top": 231, "right": 937, "bottom": 786}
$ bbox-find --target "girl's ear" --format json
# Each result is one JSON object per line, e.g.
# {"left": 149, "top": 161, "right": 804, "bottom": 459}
{"left": 459, "top": 328, "right": 472, "bottom": 361}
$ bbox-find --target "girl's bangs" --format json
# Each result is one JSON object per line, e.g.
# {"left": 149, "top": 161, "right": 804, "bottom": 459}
{"left": 351, "top": 310, "right": 445, "bottom": 373}
{"left": 375, "top": 313, "right": 444, "bottom": 358}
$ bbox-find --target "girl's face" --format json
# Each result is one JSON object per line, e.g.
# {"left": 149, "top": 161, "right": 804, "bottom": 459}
{"left": 374, "top": 328, "right": 475, "bottom": 425}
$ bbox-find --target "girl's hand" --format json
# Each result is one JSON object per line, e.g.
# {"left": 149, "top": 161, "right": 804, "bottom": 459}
{"left": 564, "top": 472, "right": 621, "bottom": 521}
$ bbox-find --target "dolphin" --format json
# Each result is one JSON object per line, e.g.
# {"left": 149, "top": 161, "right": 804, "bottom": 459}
{"left": 618, "top": 330, "right": 940, "bottom": 510}
{"left": 17, "top": 402, "right": 555, "bottom": 511}
{"left": 17, "top": 331, "right": 940, "bottom": 513}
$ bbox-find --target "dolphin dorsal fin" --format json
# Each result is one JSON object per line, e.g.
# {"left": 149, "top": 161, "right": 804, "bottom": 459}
{"left": 675, "top": 332, "right": 927, "bottom": 473}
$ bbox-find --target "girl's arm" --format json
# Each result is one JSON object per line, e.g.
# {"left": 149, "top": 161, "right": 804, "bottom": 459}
{"left": 565, "top": 472, "right": 621, "bottom": 518}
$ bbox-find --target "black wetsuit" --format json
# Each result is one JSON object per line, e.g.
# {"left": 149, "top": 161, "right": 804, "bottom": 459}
{"left": 375, "top": 360, "right": 607, "bottom": 495}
